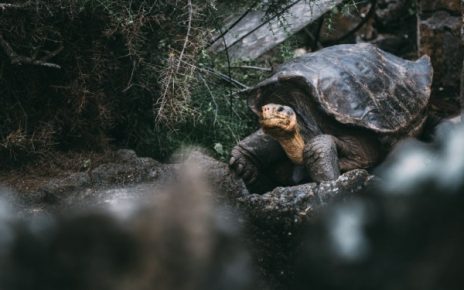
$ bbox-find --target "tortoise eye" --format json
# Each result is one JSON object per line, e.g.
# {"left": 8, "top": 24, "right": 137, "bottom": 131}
{"left": 277, "top": 106, "right": 284, "bottom": 112}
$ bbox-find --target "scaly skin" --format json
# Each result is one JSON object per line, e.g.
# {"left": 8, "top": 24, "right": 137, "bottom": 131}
{"left": 260, "top": 104, "right": 305, "bottom": 165}
{"left": 260, "top": 103, "right": 341, "bottom": 182}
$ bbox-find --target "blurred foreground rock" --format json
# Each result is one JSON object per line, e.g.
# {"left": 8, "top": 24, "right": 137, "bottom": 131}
{"left": 0, "top": 150, "right": 262, "bottom": 290}
{"left": 0, "top": 147, "right": 378, "bottom": 290}
{"left": 1, "top": 124, "right": 464, "bottom": 290}
{"left": 292, "top": 123, "right": 464, "bottom": 290}
{"left": 23, "top": 151, "right": 247, "bottom": 218}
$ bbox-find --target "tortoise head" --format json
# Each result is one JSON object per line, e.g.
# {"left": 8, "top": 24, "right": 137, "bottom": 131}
{"left": 259, "top": 103, "right": 298, "bottom": 138}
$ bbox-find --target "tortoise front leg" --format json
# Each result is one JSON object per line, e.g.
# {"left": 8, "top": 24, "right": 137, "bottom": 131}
{"left": 230, "top": 129, "right": 286, "bottom": 192}
{"left": 303, "top": 135, "right": 340, "bottom": 182}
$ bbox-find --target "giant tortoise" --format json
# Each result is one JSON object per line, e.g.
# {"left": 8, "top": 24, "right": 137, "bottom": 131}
{"left": 229, "top": 43, "right": 433, "bottom": 191}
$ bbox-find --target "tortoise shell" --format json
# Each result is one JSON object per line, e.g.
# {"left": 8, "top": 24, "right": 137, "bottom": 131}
{"left": 246, "top": 43, "right": 433, "bottom": 135}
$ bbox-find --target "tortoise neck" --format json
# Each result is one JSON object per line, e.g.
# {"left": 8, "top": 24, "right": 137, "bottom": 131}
{"left": 277, "top": 128, "right": 305, "bottom": 165}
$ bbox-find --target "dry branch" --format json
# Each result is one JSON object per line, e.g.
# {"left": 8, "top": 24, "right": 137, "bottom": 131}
{"left": 176, "top": 0, "right": 193, "bottom": 73}
{"left": 0, "top": 2, "right": 28, "bottom": 10}
{"left": 209, "top": 0, "right": 344, "bottom": 60}
{"left": 230, "top": 65, "right": 272, "bottom": 72}
{"left": 0, "top": 34, "right": 62, "bottom": 69}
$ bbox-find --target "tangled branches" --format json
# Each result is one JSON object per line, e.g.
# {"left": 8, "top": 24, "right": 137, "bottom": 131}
{"left": 0, "top": 0, "right": 307, "bottom": 164}
{"left": 155, "top": 0, "right": 200, "bottom": 126}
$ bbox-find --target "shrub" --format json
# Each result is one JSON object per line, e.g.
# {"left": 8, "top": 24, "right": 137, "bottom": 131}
{"left": 0, "top": 0, "right": 320, "bottom": 165}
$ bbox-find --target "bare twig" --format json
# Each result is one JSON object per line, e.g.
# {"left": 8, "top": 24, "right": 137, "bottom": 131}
{"left": 122, "top": 60, "right": 137, "bottom": 93}
{"left": 0, "top": 2, "right": 28, "bottom": 10}
{"left": 197, "top": 72, "right": 218, "bottom": 124}
{"left": 224, "top": 88, "right": 250, "bottom": 99}
{"left": 200, "top": 67, "right": 249, "bottom": 89}
{"left": 40, "top": 45, "right": 64, "bottom": 61}
{"left": 0, "top": 34, "right": 61, "bottom": 69}
{"left": 176, "top": 0, "right": 193, "bottom": 73}
{"left": 177, "top": 58, "right": 249, "bottom": 89}
{"left": 230, "top": 65, "right": 272, "bottom": 72}
{"left": 218, "top": 25, "right": 233, "bottom": 111}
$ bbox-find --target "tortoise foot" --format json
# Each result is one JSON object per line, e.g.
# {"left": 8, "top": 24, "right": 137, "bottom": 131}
{"left": 304, "top": 135, "right": 340, "bottom": 182}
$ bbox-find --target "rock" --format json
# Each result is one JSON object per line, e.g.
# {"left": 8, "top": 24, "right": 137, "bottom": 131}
{"left": 292, "top": 124, "right": 464, "bottom": 290}
{"left": 180, "top": 150, "right": 249, "bottom": 201}
{"left": 38, "top": 172, "right": 91, "bottom": 203}
{"left": 239, "top": 170, "right": 373, "bottom": 228}
{"left": 18, "top": 149, "right": 249, "bottom": 216}
{"left": 19, "top": 146, "right": 376, "bottom": 226}
{"left": 90, "top": 149, "right": 162, "bottom": 186}
{"left": 90, "top": 162, "right": 157, "bottom": 186}
{"left": 30, "top": 150, "right": 165, "bottom": 207}
{"left": 375, "top": 0, "right": 412, "bottom": 27}
{"left": 0, "top": 173, "right": 263, "bottom": 290}
{"left": 239, "top": 169, "right": 374, "bottom": 288}
{"left": 418, "top": 0, "right": 463, "bottom": 104}
{"left": 4, "top": 126, "right": 464, "bottom": 290}
{"left": 115, "top": 148, "right": 138, "bottom": 162}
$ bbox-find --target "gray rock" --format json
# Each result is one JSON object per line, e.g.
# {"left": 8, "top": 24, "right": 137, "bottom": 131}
{"left": 239, "top": 170, "right": 372, "bottom": 228}
{"left": 181, "top": 150, "right": 249, "bottom": 201}
{"left": 38, "top": 172, "right": 91, "bottom": 203}
{"left": 115, "top": 148, "right": 138, "bottom": 162}
{"left": 14, "top": 147, "right": 375, "bottom": 229}
{"left": 29, "top": 150, "right": 165, "bottom": 208}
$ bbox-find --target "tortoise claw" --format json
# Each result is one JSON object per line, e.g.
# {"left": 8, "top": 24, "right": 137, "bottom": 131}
{"left": 229, "top": 145, "right": 259, "bottom": 185}
{"left": 229, "top": 156, "right": 236, "bottom": 166}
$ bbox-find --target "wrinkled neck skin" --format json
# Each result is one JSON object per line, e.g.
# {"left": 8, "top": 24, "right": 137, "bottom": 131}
{"left": 265, "top": 124, "right": 305, "bottom": 165}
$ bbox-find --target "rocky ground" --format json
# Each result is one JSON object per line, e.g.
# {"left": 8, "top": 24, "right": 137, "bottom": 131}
{"left": 0, "top": 147, "right": 372, "bottom": 222}
{"left": 0, "top": 119, "right": 462, "bottom": 290}
{"left": 0, "top": 142, "right": 377, "bottom": 290}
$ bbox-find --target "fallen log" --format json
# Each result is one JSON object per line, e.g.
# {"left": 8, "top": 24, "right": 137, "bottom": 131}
{"left": 209, "top": 0, "right": 343, "bottom": 60}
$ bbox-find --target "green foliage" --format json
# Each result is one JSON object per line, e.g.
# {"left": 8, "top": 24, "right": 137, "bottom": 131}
{"left": 0, "top": 1, "right": 266, "bottom": 164}
{"left": 0, "top": 0, "right": 334, "bottom": 165}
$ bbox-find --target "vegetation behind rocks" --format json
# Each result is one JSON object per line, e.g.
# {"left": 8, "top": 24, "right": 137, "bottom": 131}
{"left": 0, "top": 0, "right": 304, "bottom": 166}
{"left": 0, "top": 0, "right": 431, "bottom": 169}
